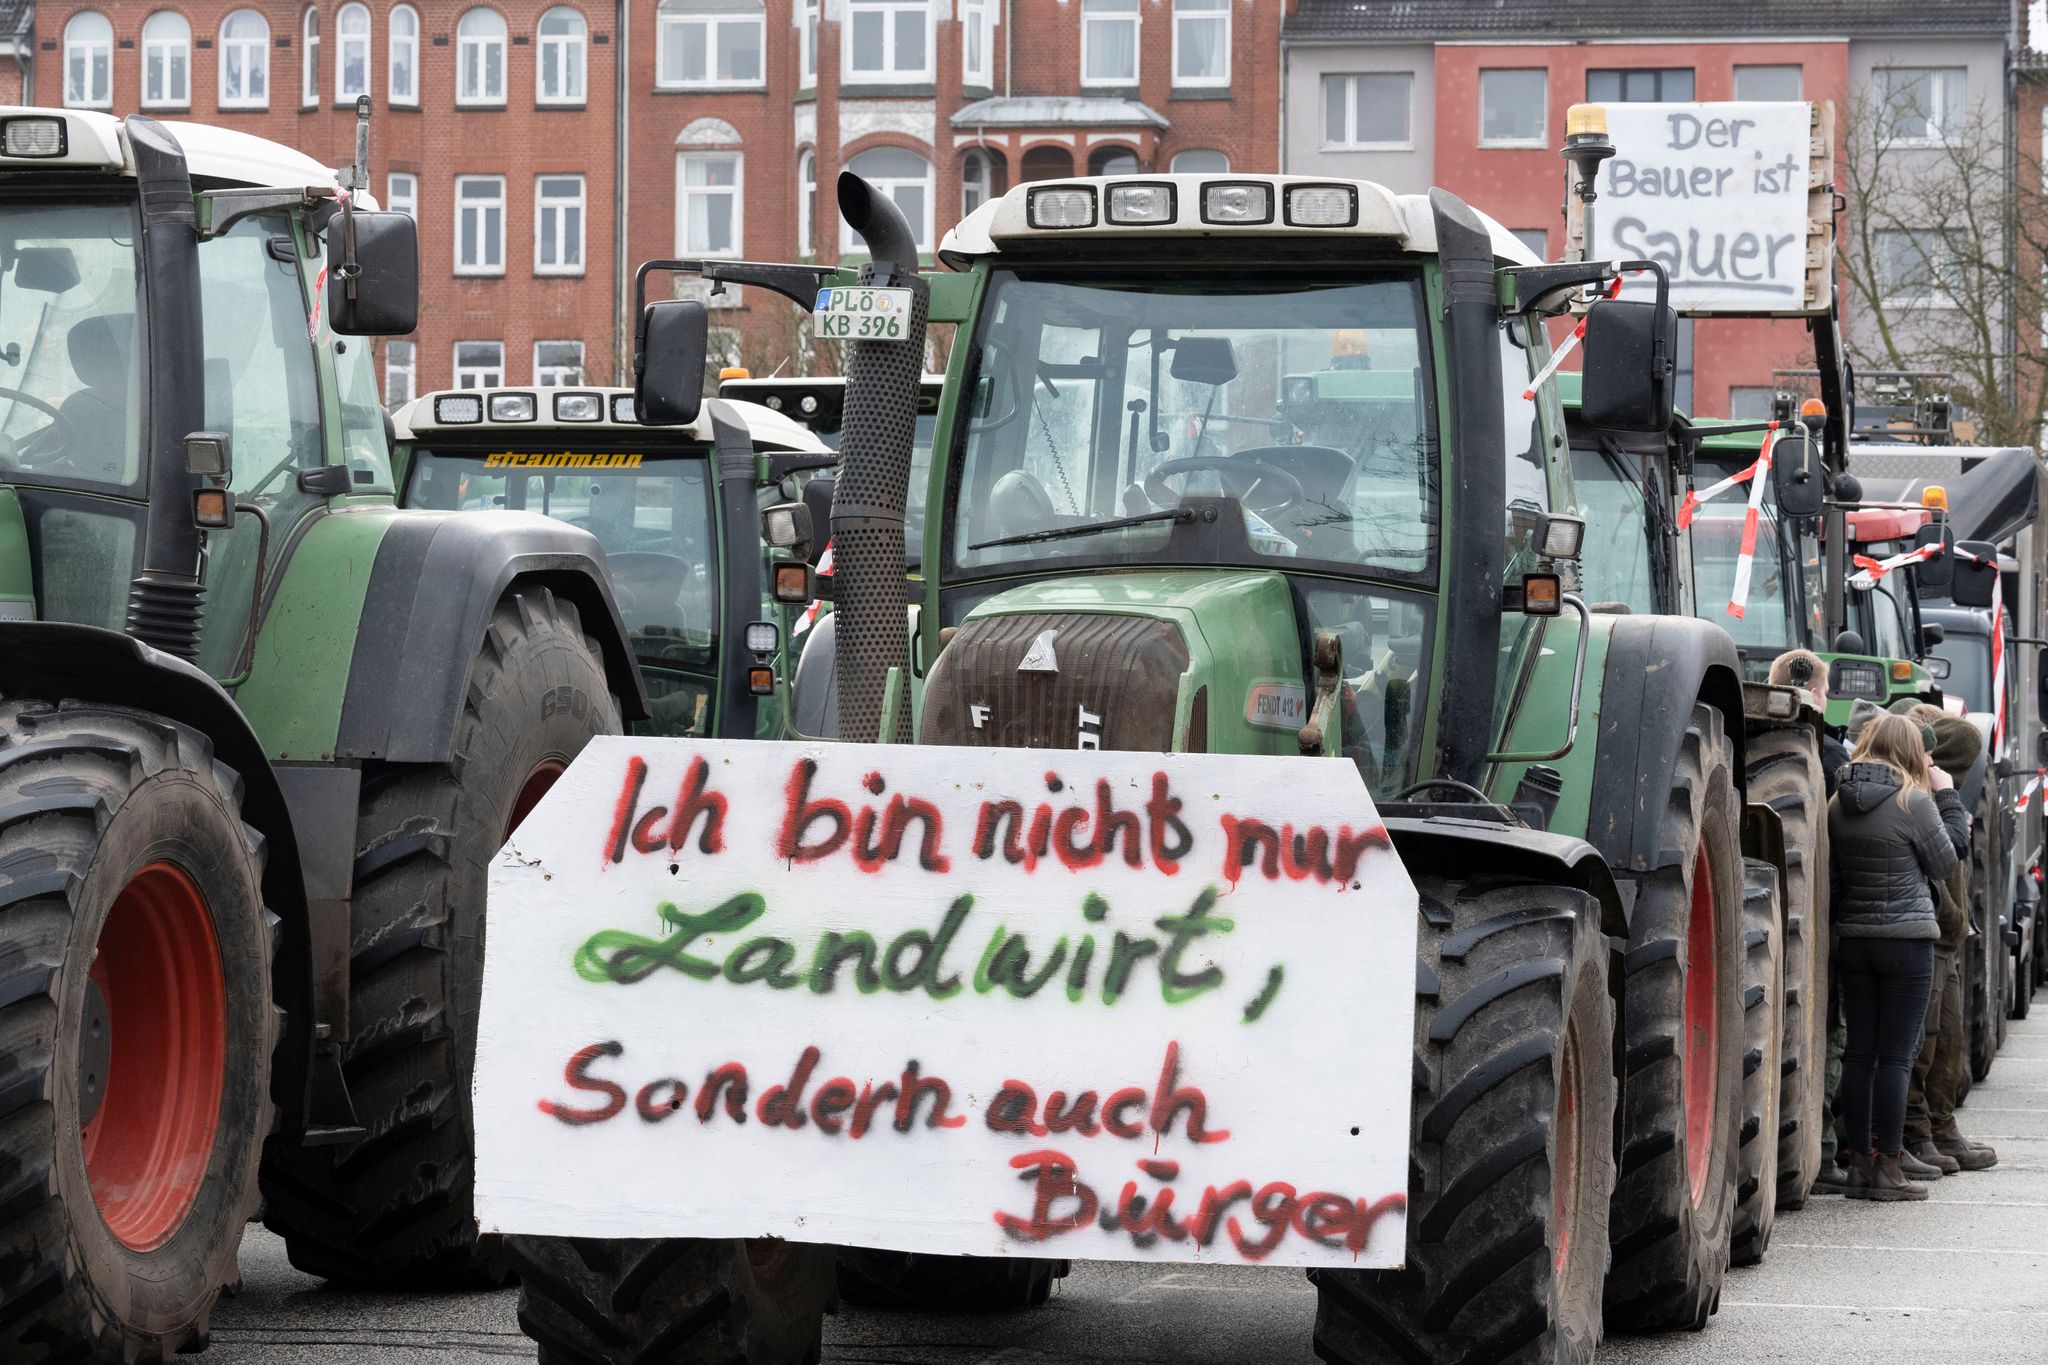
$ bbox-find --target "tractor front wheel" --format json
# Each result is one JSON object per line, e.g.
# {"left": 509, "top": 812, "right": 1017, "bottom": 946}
{"left": 263, "top": 589, "right": 618, "bottom": 1284}
{"left": 0, "top": 700, "right": 276, "bottom": 1362}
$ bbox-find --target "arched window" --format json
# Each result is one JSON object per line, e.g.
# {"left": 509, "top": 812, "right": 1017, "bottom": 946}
{"left": 301, "top": 8, "right": 320, "bottom": 107}
{"left": 538, "top": 8, "right": 587, "bottom": 104}
{"left": 1019, "top": 145, "right": 1073, "bottom": 182}
{"left": 63, "top": 12, "right": 112, "bottom": 109}
{"left": 1170, "top": 148, "right": 1228, "bottom": 173}
{"left": 457, "top": 8, "right": 508, "bottom": 105}
{"left": 141, "top": 12, "right": 191, "bottom": 108}
{"left": 220, "top": 10, "right": 270, "bottom": 109}
{"left": 842, "top": 147, "right": 932, "bottom": 252}
{"left": 1088, "top": 146, "right": 1138, "bottom": 176}
{"left": 961, "top": 148, "right": 1005, "bottom": 215}
{"left": 388, "top": 6, "right": 419, "bottom": 105}
{"left": 336, "top": 4, "right": 371, "bottom": 101}
{"left": 796, "top": 148, "right": 816, "bottom": 257}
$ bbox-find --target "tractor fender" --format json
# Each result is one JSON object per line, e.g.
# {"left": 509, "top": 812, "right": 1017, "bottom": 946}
{"left": 1385, "top": 813, "right": 1626, "bottom": 940}
{"left": 1585, "top": 614, "right": 1746, "bottom": 875}
{"left": 0, "top": 621, "right": 321, "bottom": 1129}
{"left": 334, "top": 511, "right": 650, "bottom": 763}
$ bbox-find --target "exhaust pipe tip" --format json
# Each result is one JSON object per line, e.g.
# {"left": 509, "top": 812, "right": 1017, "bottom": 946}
{"left": 837, "top": 172, "right": 920, "bottom": 282}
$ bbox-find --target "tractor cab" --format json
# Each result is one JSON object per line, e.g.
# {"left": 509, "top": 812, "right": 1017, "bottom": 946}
{"left": 393, "top": 385, "right": 829, "bottom": 738}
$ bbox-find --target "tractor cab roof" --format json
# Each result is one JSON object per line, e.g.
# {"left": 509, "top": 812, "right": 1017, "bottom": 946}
{"left": 938, "top": 173, "right": 1540, "bottom": 270}
{"left": 716, "top": 375, "right": 943, "bottom": 435}
{"left": 0, "top": 106, "right": 348, "bottom": 195}
{"left": 391, "top": 387, "right": 829, "bottom": 455}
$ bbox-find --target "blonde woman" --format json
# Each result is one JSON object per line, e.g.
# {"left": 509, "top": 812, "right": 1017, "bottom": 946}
{"left": 1827, "top": 712, "right": 1969, "bottom": 1200}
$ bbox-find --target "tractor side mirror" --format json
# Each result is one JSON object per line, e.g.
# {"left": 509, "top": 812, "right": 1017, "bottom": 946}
{"left": 2037, "top": 725, "right": 2048, "bottom": 767}
{"left": 1913, "top": 522, "right": 1955, "bottom": 593}
{"left": 1771, "top": 426, "right": 1824, "bottom": 519}
{"left": 2038, "top": 648, "right": 2048, "bottom": 719}
{"left": 634, "top": 299, "right": 709, "bottom": 426}
{"left": 1580, "top": 299, "right": 1677, "bottom": 433}
{"left": 1920, "top": 622, "right": 1946, "bottom": 649}
{"left": 326, "top": 211, "right": 419, "bottom": 336}
{"left": 1951, "top": 538, "right": 2000, "bottom": 609}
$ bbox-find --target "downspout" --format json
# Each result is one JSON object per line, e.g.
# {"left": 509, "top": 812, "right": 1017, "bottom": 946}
{"left": 13, "top": 5, "right": 33, "bottom": 105}
{"left": 614, "top": 0, "right": 629, "bottom": 384}
{"left": 2006, "top": 0, "right": 2021, "bottom": 421}
{"left": 1275, "top": 5, "right": 1286, "bottom": 172}
{"left": 1003, "top": 0, "right": 1011, "bottom": 97}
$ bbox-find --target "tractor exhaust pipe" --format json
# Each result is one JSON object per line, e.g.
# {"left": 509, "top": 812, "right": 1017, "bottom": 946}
{"left": 830, "top": 173, "right": 928, "bottom": 744}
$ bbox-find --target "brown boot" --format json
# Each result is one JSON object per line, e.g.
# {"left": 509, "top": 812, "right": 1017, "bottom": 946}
{"left": 1909, "top": 1140, "right": 1961, "bottom": 1175}
{"left": 1842, "top": 1150, "right": 1876, "bottom": 1199}
{"left": 1862, "top": 1151, "right": 1931, "bottom": 1202}
{"left": 1936, "top": 1137, "right": 1998, "bottom": 1170}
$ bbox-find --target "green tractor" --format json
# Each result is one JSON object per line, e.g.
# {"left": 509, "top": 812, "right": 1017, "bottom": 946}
{"left": 0, "top": 107, "right": 649, "bottom": 1359}
{"left": 521, "top": 141, "right": 1780, "bottom": 1357}
{"left": 391, "top": 384, "right": 832, "bottom": 741}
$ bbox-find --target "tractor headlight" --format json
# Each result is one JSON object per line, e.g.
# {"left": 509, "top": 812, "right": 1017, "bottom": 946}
{"left": 1107, "top": 184, "right": 1174, "bottom": 225}
{"left": 1201, "top": 183, "right": 1273, "bottom": 225}
{"left": 745, "top": 620, "right": 780, "bottom": 655}
{"left": 488, "top": 393, "right": 537, "bottom": 422}
{"left": 1539, "top": 513, "right": 1586, "bottom": 560}
{"left": 435, "top": 395, "right": 483, "bottom": 424}
{"left": 1027, "top": 187, "right": 1096, "bottom": 229}
{"left": 554, "top": 392, "right": 603, "bottom": 422}
{"left": 610, "top": 395, "right": 637, "bottom": 423}
{"left": 1284, "top": 185, "right": 1358, "bottom": 227}
{"left": 2, "top": 117, "right": 66, "bottom": 158}
{"left": 1831, "top": 662, "right": 1883, "bottom": 700}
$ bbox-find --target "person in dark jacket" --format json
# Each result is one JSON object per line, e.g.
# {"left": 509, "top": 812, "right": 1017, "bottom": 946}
{"left": 1827, "top": 712, "right": 1970, "bottom": 1201}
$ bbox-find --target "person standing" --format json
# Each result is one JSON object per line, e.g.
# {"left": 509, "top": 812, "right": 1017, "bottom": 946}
{"left": 1828, "top": 713, "right": 1970, "bottom": 1200}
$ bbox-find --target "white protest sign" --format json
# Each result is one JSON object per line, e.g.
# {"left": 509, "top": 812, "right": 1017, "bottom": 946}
{"left": 1580, "top": 102, "right": 1828, "bottom": 315}
{"left": 473, "top": 738, "right": 1418, "bottom": 1269}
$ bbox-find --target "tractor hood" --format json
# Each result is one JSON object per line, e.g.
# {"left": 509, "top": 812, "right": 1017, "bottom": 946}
{"left": 920, "top": 570, "right": 1309, "bottom": 756}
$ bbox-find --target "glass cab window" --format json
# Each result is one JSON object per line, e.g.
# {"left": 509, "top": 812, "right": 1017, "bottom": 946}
{"left": 1569, "top": 440, "right": 1656, "bottom": 613}
{"left": 404, "top": 448, "right": 720, "bottom": 735}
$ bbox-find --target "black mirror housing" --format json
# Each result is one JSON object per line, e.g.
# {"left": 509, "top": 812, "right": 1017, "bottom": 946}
{"left": 327, "top": 210, "right": 419, "bottom": 336}
{"left": 634, "top": 299, "right": 709, "bottom": 426}
{"left": 1580, "top": 299, "right": 1677, "bottom": 433}
{"left": 1914, "top": 523, "right": 1955, "bottom": 593}
{"left": 1951, "top": 538, "right": 2000, "bottom": 609}
{"left": 1771, "top": 426, "right": 1824, "bottom": 519}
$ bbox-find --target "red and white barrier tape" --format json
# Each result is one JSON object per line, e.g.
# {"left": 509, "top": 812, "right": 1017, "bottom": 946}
{"left": 794, "top": 541, "right": 833, "bottom": 637}
{"left": 1848, "top": 543, "right": 1942, "bottom": 590}
{"left": 1520, "top": 274, "right": 1630, "bottom": 401}
{"left": 1676, "top": 422, "right": 1778, "bottom": 533}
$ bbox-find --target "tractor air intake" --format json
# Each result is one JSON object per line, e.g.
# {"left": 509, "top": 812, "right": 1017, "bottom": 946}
{"left": 830, "top": 172, "right": 928, "bottom": 744}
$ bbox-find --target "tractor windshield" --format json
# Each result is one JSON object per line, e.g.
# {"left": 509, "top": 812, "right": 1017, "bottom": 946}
{"left": 1569, "top": 443, "right": 1657, "bottom": 613}
{"left": 0, "top": 199, "right": 143, "bottom": 487}
{"left": 1690, "top": 497, "right": 1800, "bottom": 652}
{"left": 950, "top": 270, "right": 1435, "bottom": 579}
{"left": 1928, "top": 632, "right": 1990, "bottom": 713}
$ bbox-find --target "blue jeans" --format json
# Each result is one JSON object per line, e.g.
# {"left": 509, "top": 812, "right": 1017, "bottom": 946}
{"left": 1836, "top": 936, "right": 1936, "bottom": 1156}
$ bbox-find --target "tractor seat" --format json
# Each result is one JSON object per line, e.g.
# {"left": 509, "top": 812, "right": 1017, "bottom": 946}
{"left": 56, "top": 313, "right": 135, "bottom": 482}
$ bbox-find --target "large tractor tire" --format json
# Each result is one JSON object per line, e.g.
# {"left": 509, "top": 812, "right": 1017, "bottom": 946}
{"left": 1730, "top": 861, "right": 1783, "bottom": 1268}
{"left": 1741, "top": 722, "right": 1828, "bottom": 1211}
{"left": 1312, "top": 874, "right": 1616, "bottom": 1365}
{"left": 0, "top": 701, "right": 276, "bottom": 1361}
{"left": 511, "top": 1235, "right": 835, "bottom": 1365}
{"left": 836, "top": 1249, "right": 1067, "bottom": 1311}
{"left": 1967, "top": 794, "right": 2000, "bottom": 1082}
{"left": 264, "top": 590, "right": 617, "bottom": 1284}
{"left": 1604, "top": 703, "right": 1743, "bottom": 1334}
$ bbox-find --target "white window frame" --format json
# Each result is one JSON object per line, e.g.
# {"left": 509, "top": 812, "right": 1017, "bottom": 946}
{"left": 457, "top": 7, "right": 509, "bottom": 106}
{"left": 454, "top": 174, "right": 508, "bottom": 276}
{"left": 1171, "top": 0, "right": 1229, "bottom": 89}
{"left": 800, "top": 0, "right": 819, "bottom": 85}
{"left": 534, "top": 340, "right": 585, "bottom": 387}
{"left": 64, "top": 12, "right": 113, "bottom": 110}
{"left": 388, "top": 5, "right": 420, "bottom": 105}
{"left": 301, "top": 8, "right": 320, "bottom": 108}
{"left": 386, "top": 171, "right": 418, "bottom": 221}
{"left": 1080, "top": 0, "right": 1139, "bottom": 88}
{"left": 656, "top": 2, "right": 768, "bottom": 91}
{"left": 219, "top": 10, "right": 270, "bottom": 110}
{"left": 843, "top": 0, "right": 932, "bottom": 83}
{"left": 141, "top": 12, "right": 191, "bottom": 109}
{"left": 535, "top": 174, "right": 586, "bottom": 276}
{"left": 1875, "top": 66, "right": 1967, "bottom": 147}
{"left": 1321, "top": 71, "right": 1413, "bottom": 150}
{"left": 453, "top": 341, "right": 504, "bottom": 389}
{"left": 796, "top": 147, "right": 816, "bottom": 256}
{"left": 538, "top": 7, "right": 588, "bottom": 104}
{"left": 676, "top": 151, "right": 745, "bottom": 259}
{"left": 839, "top": 150, "right": 932, "bottom": 253}
{"left": 1478, "top": 68, "right": 1548, "bottom": 148}
{"left": 335, "top": 3, "right": 371, "bottom": 102}
{"left": 1876, "top": 228, "right": 1958, "bottom": 307}
{"left": 961, "top": 0, "right": 991, "bottom": 87}
{"left": 385, "top": 340, "right": 416, "bottom": 404}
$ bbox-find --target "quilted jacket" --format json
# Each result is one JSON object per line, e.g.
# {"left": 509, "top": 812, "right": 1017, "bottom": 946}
{"left": 1828, "top": 761, "right": 1969, "bottom": 940}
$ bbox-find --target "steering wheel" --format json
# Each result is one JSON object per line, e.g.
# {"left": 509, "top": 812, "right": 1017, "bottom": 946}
{"left": 0, "top": 387, "right": 77, "bottom": 469}
{"left": 1145, "top": 456, "right": 1303, "bottom": 517}
{"left": 607, "top": 551, "right": 690, "bottom": 624}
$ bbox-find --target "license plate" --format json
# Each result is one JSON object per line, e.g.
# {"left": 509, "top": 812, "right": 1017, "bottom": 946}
{"left": 814, "top": 286, "right": 912, "bottom": 341}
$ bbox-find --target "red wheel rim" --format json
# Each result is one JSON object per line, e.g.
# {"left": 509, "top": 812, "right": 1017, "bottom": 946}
{"left": 1682, "top": 839, "right": 1719, "bottom": 1206}
{"left": 80, "top": 862, "right": 227, "bottom": 1252}
{"left": 506, "top": 759, "right": 568, "bottom": 839}
{"left": 1553, "top": 1023, "right": 1582, "bottom": 1275}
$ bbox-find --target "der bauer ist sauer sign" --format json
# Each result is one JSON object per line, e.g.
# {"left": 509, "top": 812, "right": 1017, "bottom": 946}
{"left": 1577, "top": 101, "right": 1832, "bottom": 315}
{"left": 473, "top": 740, "right": 1418, "bottom": 1269}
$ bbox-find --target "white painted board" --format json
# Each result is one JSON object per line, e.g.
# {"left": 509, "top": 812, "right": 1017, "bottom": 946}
{"left": 473, "top": 738, "right": 1418, "bottom": 1269}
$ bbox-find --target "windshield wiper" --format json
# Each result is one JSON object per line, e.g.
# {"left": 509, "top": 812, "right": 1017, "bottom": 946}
{"left": 970, "top": 506, "right": 1192, "bottom": 551}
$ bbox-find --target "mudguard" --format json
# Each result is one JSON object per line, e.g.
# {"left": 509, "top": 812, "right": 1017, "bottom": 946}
{"left": 335, "top": 511, "right": 650, "bottom": 762}
{"left": 1585, "top": 614, "right": 1745, "bottom": 874}
{"left": 0, "top": 622, "right": 324, "bottom": 1131}
{"left": 1385, "top": 812, "right": 1626, "bottom": 939}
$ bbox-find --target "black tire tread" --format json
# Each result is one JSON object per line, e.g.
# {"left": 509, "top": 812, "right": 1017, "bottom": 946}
{"left": 1731, "top": 860, "right": 1782, "bottom": 1268}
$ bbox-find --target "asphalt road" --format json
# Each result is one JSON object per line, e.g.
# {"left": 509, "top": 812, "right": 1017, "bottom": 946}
{"left": 210, "top": 1013, "right": 2048, "bottom": 1364}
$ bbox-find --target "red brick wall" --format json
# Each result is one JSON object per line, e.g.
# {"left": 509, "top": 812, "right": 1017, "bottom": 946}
{"left": 1433, "top": 42, "right": 1852, "bottom": 419}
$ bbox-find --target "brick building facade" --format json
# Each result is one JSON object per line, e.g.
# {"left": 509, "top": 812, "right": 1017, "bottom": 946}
{"left": 15, "top": 0, "right": 1281, "bottom": 396}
